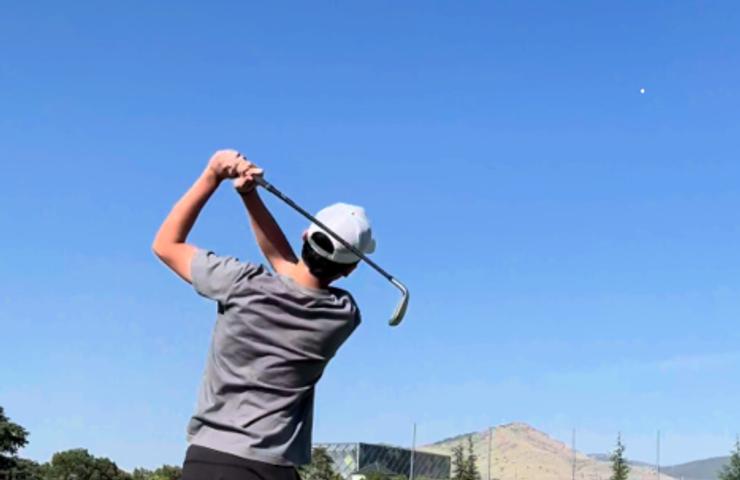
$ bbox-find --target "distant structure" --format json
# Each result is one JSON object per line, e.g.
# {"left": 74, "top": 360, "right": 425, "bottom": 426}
{"left": 571, "top": 429, "right": 576, "bottom": 480}
{"left": 656, "top": 430, "right": 661, "bottom": 480}
{"left": 315, "top": 442, "right": 451, "bottom": 479}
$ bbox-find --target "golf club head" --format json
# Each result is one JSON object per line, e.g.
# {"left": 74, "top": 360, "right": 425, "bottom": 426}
{"left": 389, "top": 278, "right": 410, "bottom": 326}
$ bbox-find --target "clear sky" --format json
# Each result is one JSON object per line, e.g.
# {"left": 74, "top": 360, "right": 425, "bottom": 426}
{"left": 2, "top": 0, "right": 740, "bottom": 471}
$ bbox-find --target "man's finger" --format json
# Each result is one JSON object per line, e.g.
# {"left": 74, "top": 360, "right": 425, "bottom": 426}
{"left": 239, "top": 160, "right": 257, "bottom": 175}
{"left": 234, "top": 163, "right": 248, "bottom": 176}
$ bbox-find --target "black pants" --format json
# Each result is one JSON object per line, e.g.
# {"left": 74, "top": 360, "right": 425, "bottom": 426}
{"left": 182, "top": 445, "right": 301, "bottom": 480}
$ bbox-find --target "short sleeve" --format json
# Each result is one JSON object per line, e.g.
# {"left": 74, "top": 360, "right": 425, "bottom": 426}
{"left": 348, "top": 296, "right": 362, "bottom": 331}
{"left": 190, "top": 249, "right": 258, "bottom": 304}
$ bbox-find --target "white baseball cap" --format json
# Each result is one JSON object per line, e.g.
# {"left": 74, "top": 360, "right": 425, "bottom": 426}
{"left": 307, "top": 203, "right": 376, "bottom": 264}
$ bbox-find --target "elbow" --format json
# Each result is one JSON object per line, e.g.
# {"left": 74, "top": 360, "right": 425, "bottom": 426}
{"left": 151, "top": 238, "right": 167, "bottom": 260}
{"left": 152, "top": 237, "right": 183, "bottom": 265}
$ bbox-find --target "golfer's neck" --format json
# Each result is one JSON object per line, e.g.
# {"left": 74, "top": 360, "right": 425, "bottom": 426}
{"left": 291, "top": 262, "right": 331, "bottom": 290}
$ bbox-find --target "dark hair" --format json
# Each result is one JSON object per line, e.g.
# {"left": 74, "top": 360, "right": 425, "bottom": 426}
{"left": 302, "top": 232, "right": 358, "bottom": 282}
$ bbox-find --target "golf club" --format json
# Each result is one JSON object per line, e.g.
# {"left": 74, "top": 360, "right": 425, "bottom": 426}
{"left": 254, "top": 176, "right": 409, "bottom": 326}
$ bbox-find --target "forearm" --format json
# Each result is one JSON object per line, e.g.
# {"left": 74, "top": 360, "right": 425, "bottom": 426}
{"left": 152, "top": 168, "right": 221, "bottom": 280}
{"left": 240, "top": 189, "right": 298, "bottom": 270}
{"left": 154, "top": 168, "right": 220, "bottom": 246}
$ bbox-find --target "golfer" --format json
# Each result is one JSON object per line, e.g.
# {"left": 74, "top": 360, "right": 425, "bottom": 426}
{"left": 152, "top": 149, "right": 375, "bottom": 480}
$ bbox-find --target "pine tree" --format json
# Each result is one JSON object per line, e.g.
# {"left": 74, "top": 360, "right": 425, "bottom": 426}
{"left": 299, "top": 447, "right": 342, "bottom": 480}
{"left": 451, "top": 443, "right": 466, "bottom": 480}
{"left": 0, "top": 406, "right": 31, "bottom": 475}
{"left": 719, "top": 437, "right": 740, "bottom": 480}
{"left": 464, "top": 436, "right": 481, "bottom": 480}
{"left": 0, "top": 407, "right": 29, "bottom": 460}
{"left": 609, "top": 433, "right": 630, "bottom": 480}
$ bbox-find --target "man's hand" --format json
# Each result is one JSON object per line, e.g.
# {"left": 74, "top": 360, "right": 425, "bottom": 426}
{"left": 207, "top": 149, "right": 251, "bottom": 181}
{"left": 233, "top": 161, "right": 264, "bottom": 195}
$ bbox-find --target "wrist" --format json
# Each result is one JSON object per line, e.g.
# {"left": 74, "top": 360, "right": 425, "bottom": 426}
{"left": 237, "top": 186, "right": 258, "bottom": 198}
{"left": 202, "top": 167, "right": 223, "bottom": 185}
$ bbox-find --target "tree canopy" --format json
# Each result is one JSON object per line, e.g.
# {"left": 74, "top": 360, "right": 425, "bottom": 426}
{"left": 299, "top": 447, "right": 342, "bottom": 480}
{"left": 451, "top": 442, "right": 466, "bottom": 480}
{"left": 609, "top": 434, "right": 630, "bottom": 480}
{"left": 719, "top": 437, "right": 740, "bottom": 480}
{"left": 451, "top": 436, "right": 480, "bottom": 480}
{"left": 1, "top": 405, "right": 186, "bottom": 480}
{"left": 464, "top": 436, "right": 481, "bottom": 480}
{"left": 0, "top": 407, "right": 29, "bottom": 460}
{"left": 0, "top": 406, "right": 32, "bottom": 475}
{"left": 46, "top": 448, "right": 130, "bottom": 480}
{"left": 131, "top": 465, "right": 182, "bottom": 480}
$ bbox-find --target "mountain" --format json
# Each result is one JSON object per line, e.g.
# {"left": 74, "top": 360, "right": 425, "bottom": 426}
{"left": 587, "top": 452, "right": 731, "bottom": 479}
{"left": 661, "top": 456, "right": 730, "bottom": 480}
{"left": 420, "top": 422, "right": 676, "bottom": 480}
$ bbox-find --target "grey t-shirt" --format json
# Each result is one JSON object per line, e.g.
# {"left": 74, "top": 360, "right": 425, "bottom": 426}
{"left": 187, "top": 249, "right": 360, "bottom": 466}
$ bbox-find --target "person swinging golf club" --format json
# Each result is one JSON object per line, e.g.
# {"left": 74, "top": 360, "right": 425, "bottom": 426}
{"left": 152, "top": 149, "right": 377, "bottom": 480}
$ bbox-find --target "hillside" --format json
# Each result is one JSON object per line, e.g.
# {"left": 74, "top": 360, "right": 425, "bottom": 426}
{"left": 661, "top": 456, "right": 730, "bottom": 480}
{"left": 587, "top": 453, "right": 730, "bottom": 480}
{"left": 421, "top": 422, "right": 676, "bottom": 480}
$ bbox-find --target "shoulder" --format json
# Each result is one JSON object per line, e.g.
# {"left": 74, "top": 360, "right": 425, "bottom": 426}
{"left": 192, "top": 249, "right": 270, "bottom": 284}
{"left": 328, "top": 286, "right": 358, "bottom": 306}
{"left": 329, "top": 287, "right": 362, "bottom": 326}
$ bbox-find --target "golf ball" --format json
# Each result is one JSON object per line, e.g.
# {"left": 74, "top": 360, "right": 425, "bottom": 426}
{"left": 640, "top": 88, "right": 646, "bottom": 94}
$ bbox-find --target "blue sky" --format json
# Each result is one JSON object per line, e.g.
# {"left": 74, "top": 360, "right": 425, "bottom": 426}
{"left": 2, "top": 0, "right": 740, "bottom": 470}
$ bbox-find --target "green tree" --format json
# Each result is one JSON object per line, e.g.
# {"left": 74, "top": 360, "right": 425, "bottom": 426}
{"left": 609, "top": 434, "right": 630, "bottom": 480}
{"left": 131, "top": 465, "right": 181, "bottom": 480}
{"left": 0, "top": 407, "right": 29, "bottom": 458}
{"left": 451, "top": 443, "right": 466, "bottom": 480}
{"left": 46, "top": 449, "right": 130, "bottom": 480}
{"left": 0, "top": 406, "right": 31, "bottom": 474}
{"left": 131, "top": 468, "right": 153, "bottom": 480}
{"left": 299, "top": 447, "right": 341, "bottom": 480}
{"left": 11, "top": 458, "right": 46, "bottom": 480}
{"left": 151, "top": 465, "right": 181, "bottom": 480}
{"left": 719, "top": 437, "right": 740, "bottom": 480}
{"left": 464, "top": 436, "right": 481, "bottom": 480}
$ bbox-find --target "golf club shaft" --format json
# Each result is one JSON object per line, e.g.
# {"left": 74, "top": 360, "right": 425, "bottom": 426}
{"left": 254, "top": 177, "right": 397, "bottom": 282}
{"left": 254, "top": 176, "right": 409, "bottom": 326}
